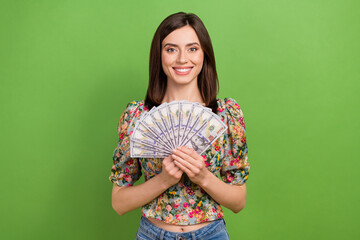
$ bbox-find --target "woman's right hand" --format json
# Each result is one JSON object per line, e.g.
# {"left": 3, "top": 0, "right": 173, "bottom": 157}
{"left": 160, "top": 155, "right": 183, "bottom": 187}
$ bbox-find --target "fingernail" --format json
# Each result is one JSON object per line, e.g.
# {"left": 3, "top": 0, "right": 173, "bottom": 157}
{"left": 172, "top": 149, "right": 177, "bottom": 153}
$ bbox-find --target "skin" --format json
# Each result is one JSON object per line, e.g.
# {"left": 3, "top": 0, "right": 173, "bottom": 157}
{"left": 161, "top": 25, "right": 204, "bottom": 104}
{"left": 112, "top": 25, "right": 247, "bottom": 233}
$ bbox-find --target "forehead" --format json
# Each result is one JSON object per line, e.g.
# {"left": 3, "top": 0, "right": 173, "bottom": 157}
{"left": 162, "top": 25, "right": 200, "bottom": 46}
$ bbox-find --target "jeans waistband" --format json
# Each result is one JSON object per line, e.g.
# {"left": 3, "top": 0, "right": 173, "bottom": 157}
{"left": 138, "top": 215, "right": 227, "bottom": 240}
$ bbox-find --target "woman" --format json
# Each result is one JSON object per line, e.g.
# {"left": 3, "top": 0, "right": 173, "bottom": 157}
{"left": 109, "top": 12, "right": 250, "bottom": 240}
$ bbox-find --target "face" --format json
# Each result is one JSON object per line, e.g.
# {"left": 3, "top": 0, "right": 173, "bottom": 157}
{"left": 161, "top": 25, "right": 204, "bottom": 86}
{"left": 193, "top": 135, "right": 205, "bottom": 146}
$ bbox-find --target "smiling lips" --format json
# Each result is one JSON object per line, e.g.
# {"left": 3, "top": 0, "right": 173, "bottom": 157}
{"left": 173, "top": 67, "right": 193, "bottom": 75}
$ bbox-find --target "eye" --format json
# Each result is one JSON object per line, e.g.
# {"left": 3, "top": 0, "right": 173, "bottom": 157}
{"left": 189, "top": 47, "right": 198, "bottom": 52}
{"left": 165, "top": 48, "right": 176, "bottom": 53}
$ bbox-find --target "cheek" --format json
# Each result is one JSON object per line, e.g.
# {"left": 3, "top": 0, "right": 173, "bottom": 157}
{"left": 193, "top": 52, "right": 204, "bottom": 67}
{"left": 161, "top": 53, "right": 174, "bottom": 67}
{"left": 161, "top": 55, "right": 172, "bottom": 75}
{"left": 161, "top": 60, "right": 167, "bottom": 73}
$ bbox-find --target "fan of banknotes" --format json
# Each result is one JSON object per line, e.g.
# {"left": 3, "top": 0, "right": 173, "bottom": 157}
{"left": 130, "top": 100, "right": 228, "bottom": 158}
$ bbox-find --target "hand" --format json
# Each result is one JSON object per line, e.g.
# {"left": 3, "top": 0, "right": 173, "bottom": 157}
{"left": 171, "top": 146, "right": 210, "bottom": 186}
{"left": 159, "top": 155, "right": 184, "bottom": 188}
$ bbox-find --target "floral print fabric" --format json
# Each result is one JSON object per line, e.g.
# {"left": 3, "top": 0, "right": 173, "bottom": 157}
{"left": 109, "top": 98, "right": 250, "bottom": 225}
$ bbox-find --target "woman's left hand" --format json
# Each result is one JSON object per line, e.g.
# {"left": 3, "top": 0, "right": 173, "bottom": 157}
{"left": 171, "top": 146, "right": 210, "bottom": 186}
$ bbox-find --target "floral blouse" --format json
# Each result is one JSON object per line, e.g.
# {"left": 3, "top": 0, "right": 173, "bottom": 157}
{"left": 109, "top": 98, "right": 250, "bottom": 225}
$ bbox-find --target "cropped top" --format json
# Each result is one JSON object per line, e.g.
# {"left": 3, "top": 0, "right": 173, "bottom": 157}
{"left": 109, "top": 98, "right": 250, "bottom": 225}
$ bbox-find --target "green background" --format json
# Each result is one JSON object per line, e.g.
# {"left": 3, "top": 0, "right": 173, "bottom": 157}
{"left": 1, "top": 0, "right": 359, "bottom": 239}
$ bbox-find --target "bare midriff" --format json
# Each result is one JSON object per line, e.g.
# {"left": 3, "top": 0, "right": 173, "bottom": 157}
{"left": 146, "top": 217, "right": 213, "bottom": 232}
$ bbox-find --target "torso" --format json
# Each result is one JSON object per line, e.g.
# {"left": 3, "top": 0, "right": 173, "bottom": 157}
{"left": 147, "top": 217, "right": 213, "bottom": 232}
{"left": 114, "top": 98, "right": 246, "bottom": 226}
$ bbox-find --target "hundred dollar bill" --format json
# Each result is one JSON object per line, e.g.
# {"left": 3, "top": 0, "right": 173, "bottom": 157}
{"left": 180, "top": 108, "right": 212, "bottom": 151}
{"left": 130, "top": 139, "right": 171, "bottom": 157}
{"left": 129, "top": 100, "right": 228, "bottom": 158}
{"left": 130, "top": 141, "right": 169, "bottom": 158}
{"left": 150, "top": 103, "right": 176, "bottom": 149}
{"left": 140, "top": 112, "right": 176, "bottom": 150}
{"left": 182, "top": 114, "right": 227, "bottom": 154}
{"left": 156, "top": 103, "right": 176, "bottom": 149}
{"left": 179, "top": 105, "right": 212, "bottom": 146}
{"left": 131, "top": 123, "right": 173, "bottom": 153}
{"left": 178, "top": 101, "right": 194, "bottom": 146}
{"left": 132, "top": 115, "right": 173, "bottom": 152}
{"left": 166, "top": 101, "right": 180, "bottom": 147}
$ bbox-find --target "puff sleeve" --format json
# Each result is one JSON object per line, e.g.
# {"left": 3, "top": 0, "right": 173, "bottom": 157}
{"left": 109, "top": 101, "right": 143, "bottom": 187}
{"left": 220, "top": 98, "right": 250, "bottom": 185}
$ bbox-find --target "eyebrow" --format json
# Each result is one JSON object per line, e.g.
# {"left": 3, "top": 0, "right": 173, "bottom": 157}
{"left": 163, "top": 42, "right": 200, "bottom": 48}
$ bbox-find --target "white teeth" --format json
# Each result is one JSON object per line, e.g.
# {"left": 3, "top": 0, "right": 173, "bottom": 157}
{"left": 174, "top": 68, "right": 191, "bottom": 72}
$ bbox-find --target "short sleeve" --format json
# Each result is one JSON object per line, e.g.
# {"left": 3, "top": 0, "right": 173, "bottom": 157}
{"left": 109, "top": 101, "right": 143, "bottom": 187}
{"left": 220, "top": 98, "right": 250, "bottom": 185}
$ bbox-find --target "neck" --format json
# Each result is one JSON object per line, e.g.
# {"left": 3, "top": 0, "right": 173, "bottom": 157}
{"left": 162, "top": 79, "right": 204, "bottom": 105}
{"left": 161, "top": 81, "right": 204, "bottom": 104}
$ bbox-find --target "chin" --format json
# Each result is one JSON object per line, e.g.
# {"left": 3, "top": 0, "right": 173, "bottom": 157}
{"left": 168, "top": 76, "right": 198, "bottom": 86}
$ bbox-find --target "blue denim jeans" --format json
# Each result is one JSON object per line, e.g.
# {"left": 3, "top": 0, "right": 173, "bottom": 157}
{"left": 135, "top": 216, "right": 230, "bottom": 240}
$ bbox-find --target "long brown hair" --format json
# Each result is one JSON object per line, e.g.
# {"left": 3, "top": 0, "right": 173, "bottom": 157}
{"left": 145, "top": 12, "right": 219, "bottom": 113}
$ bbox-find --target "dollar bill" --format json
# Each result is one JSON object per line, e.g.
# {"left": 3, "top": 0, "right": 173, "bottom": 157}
{"left": 182, "top": 114, "right": 227, "bottom": 154}
{"left": 129, "top": 100, "right": 228, "bottom": 158}
{"left": 151, "top": 103, "right": 176, "bottom": 149}
{"left": 130, "top": 140, "right": 169, "bottom": 158}
{"left": 131, "top": 123, "right": 172, "bottom": 153}
{"left": 179, "top": 105, "right": 212, "bottom": 146}
{"left": 131, "top": 138, "right": 171, "bottom": 155}
{"left": 132, "top": 116, "right": 173, "bottom": 152}
{"left": 167, "top": 101, "right": 180, "bottom": 147}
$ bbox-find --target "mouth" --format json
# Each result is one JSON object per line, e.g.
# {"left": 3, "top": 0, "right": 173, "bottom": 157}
{"left": 172, "top": 67, "right": 193, "bottom": 74}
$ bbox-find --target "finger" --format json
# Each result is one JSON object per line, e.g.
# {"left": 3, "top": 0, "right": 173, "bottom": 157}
{"left": 162, "top": 159, "right": 171, "bottom": 167}
{"left": 174, "top": 166, "right": 183, "bottom": 174}
{"left": 178, "top": 146, "right": 203, "bottom": 161}
{"left": 162, "top": 156, "right": 171, "bottom": 164}
{"left": 169, "top": 167, "right": 180, "bottom": 175}
{"left": 171, "top": 147, "right": 194, "bottom": 162}
{"left": 172, "top": 148, "right": 201, "bottom": 168}
{"left": 173, "top": 159, "right": 192, "bottom": 177}
{"left": 173, "top": 156, "right": 200, "bottom": 178}
{"left": 175, "top": 169, "right": 183, "bottom": 178}
{"left": 163, "top": 155, "right": 176, "bottom": 166}
{"left": 171, "top": 164, "right": 181, "bottom": 172}
{"left": 164, "top": 159, "right": 180, "bottom": 171}
{"left": 172, "top": 153, "right": 194, "bottom": 170}
{"left": 176, "top": 167, "right": 184, "bottom": 174}
{"left": 169, "top": 155, "right": 181, "bottom": 169}
{"left": 176, "top": 157, "right": 201, "bottom": 176}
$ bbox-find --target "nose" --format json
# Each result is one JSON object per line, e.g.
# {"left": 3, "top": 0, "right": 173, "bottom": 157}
{"left": 177, "top": 49, "right": 188, "bottom": 64}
